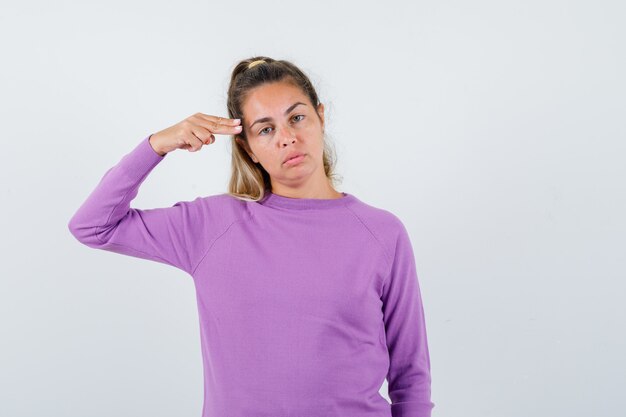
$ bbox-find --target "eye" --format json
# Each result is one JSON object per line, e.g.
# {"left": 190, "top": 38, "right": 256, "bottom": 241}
{"left": 258, "top": 115, "right": 305, "bottom": 136}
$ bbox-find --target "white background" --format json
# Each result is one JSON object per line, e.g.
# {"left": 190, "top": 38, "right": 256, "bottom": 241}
{"left": 1, "top": 1, "right": 624, "bottom": 416}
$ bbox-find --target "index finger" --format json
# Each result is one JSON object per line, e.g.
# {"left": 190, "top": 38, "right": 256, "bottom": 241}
{"left": 196, "top": 114, "right": 243, "bottom": 136}
{"left": 197, "top": 113, "right": 241, "bottom": 125}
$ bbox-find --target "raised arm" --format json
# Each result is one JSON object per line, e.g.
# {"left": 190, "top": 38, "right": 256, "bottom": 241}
{"left": 382, "top": 219, "right": 435, "bottom": 417}
{"left": 68, "top": 115, "right": 244, "bottom": 275}
{"left": 67, "top": 135, "right": 211, "bottom": 275}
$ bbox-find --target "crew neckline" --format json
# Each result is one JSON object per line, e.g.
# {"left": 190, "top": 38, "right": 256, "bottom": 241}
{"left": 259, "top": 190, "right": 355, "bottom": 210}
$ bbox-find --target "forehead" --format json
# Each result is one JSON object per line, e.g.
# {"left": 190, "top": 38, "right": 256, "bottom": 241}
{"left": 242, "top": 81, "right": 308, "bottom": 116}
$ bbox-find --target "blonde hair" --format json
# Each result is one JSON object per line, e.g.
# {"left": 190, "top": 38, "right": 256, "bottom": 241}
{"left": 225, "top": 56, "right": 341, "bottom": 202}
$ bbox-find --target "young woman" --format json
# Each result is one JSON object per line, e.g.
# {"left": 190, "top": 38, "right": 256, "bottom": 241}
{"left": 68, "top": 56, "right": 435, "bottom": 417}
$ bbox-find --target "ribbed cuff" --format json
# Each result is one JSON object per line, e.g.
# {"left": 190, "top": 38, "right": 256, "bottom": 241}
{"left": 119, "top": 134, "right": 166, "bottom": 179}
{"left": 391, "top": 401, "right": 434, "bottom": 417}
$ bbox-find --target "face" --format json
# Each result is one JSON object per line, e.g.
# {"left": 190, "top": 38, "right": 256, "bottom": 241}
{"left": 236, "top": 80, "right": 326, "bottom": 189}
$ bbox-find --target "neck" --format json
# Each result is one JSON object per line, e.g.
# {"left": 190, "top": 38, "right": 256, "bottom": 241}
{"left": 270, "top": 180, "right": 342, "bottom": 200}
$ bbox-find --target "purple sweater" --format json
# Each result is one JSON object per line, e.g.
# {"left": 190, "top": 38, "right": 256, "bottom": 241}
{"left": 67, "top": 135, "right": 435, "bottom": 417}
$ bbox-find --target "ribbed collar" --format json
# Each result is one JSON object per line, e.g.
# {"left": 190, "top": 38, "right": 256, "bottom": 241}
{"left": 259, "top": 190, "right": 356, "bottom": 210}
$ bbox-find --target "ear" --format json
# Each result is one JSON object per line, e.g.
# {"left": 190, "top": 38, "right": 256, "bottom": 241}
{"left": 235, "top": 136, "right": 259, "bottom": 163}
{"left": 317, "top": 103, "right": 325, "bottom": 131}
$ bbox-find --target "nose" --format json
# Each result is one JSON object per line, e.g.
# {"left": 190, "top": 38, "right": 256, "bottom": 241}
{"left": 277, "top": 124, "right": 297, "bottom": 146}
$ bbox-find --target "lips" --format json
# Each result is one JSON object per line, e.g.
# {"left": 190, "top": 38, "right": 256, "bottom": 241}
{"left": 283, "top": 152, "right": 305, "bottom": 164}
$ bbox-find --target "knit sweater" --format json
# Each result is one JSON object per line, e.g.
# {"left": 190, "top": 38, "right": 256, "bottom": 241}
{"left": 67, "top": 135, "right": 435, "bottom": 417}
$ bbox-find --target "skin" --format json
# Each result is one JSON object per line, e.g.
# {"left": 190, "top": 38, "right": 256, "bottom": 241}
{"left": 235, "top": 80, "right": 343, "bottom": 200}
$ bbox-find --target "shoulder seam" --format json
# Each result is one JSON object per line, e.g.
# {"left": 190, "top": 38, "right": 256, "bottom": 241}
{"left": 189, "top": 209, "right": 251, "bottom": 276}
{"left": 342, "top": 204, "right": 394, "bottom": 271}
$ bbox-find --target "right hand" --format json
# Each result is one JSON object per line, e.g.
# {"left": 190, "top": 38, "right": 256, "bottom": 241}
{"left": 148, "top": 113, "right": 243, "bottom": 156}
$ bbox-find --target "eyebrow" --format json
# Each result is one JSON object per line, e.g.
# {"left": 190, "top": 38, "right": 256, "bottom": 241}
{"left": 248, "top": 102, "right": 307, "bottom": 131}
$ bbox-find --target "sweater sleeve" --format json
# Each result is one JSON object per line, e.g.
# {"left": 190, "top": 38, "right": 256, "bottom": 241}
{"left": 67, "top": 135, "right": 211, "bottom": 276}
{"left": 382, "top": 219, "right": 435, "bottom": 417}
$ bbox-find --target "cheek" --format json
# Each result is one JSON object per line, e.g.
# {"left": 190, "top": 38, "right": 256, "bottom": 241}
{"left": 251, "top": 140, "right": 270, "bottom": 153}
{"left": 255, "top": 146, "right": 281, "bottom": 165}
